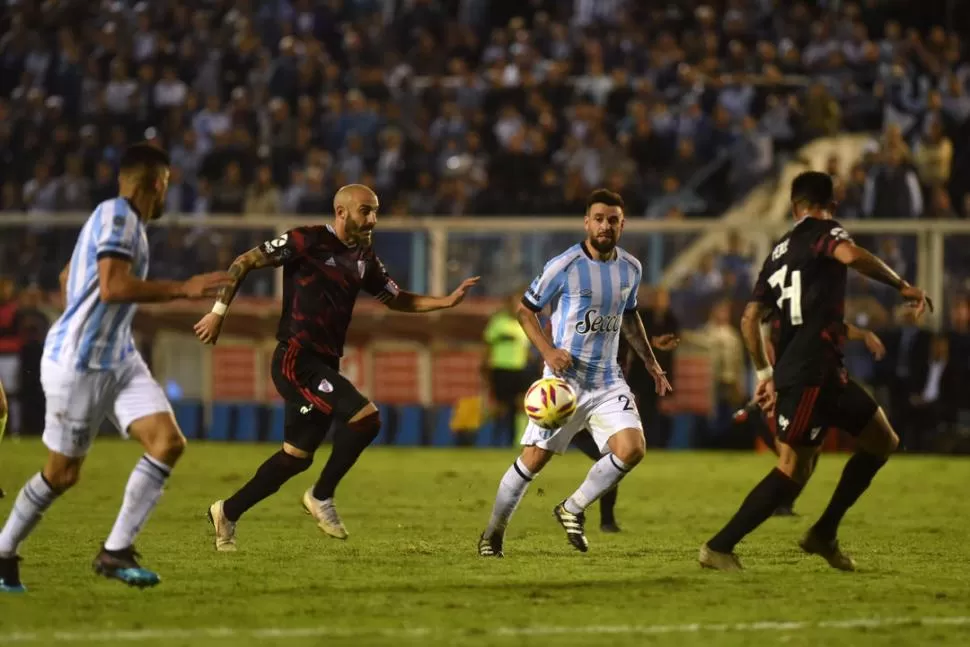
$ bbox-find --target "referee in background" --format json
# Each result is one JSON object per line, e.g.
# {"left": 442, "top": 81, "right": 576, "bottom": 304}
{"left": 483, "top": 291, "right": 533, "bottom": 445}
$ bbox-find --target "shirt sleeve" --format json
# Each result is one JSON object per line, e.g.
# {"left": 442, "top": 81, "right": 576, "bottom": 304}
{"left": 624, "top": 264, "right": 642, "bottom": 313}
{"left": 362, "top": 252, "right": 400, "bottom": 303}
{"left": 812, "top": 221, "right": 854, "bottom": 258}
{"left": 258, "top": 227, "right": 315, "bottom": 265}
{"left": 522, "top": 258, "right": 569, "bottom": 312}
{"left": 96, "top": 204, "right": 140, "bottom": 261}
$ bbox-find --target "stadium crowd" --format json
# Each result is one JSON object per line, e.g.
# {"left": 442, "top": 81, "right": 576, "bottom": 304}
{"left": 0, "top": 1, "right": 969, "bottom": 452}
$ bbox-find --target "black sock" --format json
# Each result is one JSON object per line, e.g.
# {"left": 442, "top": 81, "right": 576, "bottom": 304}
{"left": 312, "top": 413, "right": 381, "bottom": 500}
{"left": 811, "top": 452, "right": 887, "bottom": 541}
{"left": 708, "top": 468, "right": 803, "bottom": 553}
{"left": 781, "top": 453, "right": 820, "bottom": 508}
{"left": 223, "top": 450, "right": 312, "bottom": 522}
{"left": 600, "top": 486, "right": 618, "bottom": 526}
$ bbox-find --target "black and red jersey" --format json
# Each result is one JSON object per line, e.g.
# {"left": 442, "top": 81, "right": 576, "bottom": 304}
{"left": 259, "top": 225, "right": 399, "bottom": 359}
{"left": 751, "top": 217, "right": 852, "bottom": 388}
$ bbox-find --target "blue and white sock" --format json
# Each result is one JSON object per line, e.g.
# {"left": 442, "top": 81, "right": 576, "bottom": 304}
{"left": 484, "top": 458, "right": 535, "bottom": 536}
{"left": 104, "top": 455, "right": 171, "bottom": 551}
{"left": 0, "top": 473, "right": 59, "bottom": 556}
{"left": 564, "top": 454, "right": 631, "bottom": 514}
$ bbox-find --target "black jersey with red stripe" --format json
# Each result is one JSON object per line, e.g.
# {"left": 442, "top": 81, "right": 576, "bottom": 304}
{"left": 258, "top": 225, "right": 399, "bottom": 359}
{"left": 751, "top": 217, "right": 852, "bottom": 389}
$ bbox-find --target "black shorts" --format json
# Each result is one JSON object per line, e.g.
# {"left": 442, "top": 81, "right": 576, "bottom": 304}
{"left": 489, "top": 369, "right": 531, "bottom": 404}
{"left": 774, "top": 377, "right": 878, "bottom": 447}
{"left": 270, "top": 342, "right": 370, "bottom": 453}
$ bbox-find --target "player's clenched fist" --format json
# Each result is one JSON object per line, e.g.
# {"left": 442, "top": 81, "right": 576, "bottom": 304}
{"left": 182, "top": 272, "right": 233, "bottom": 298}
{"left": 543, "top": 348, "right": 573, "bottom": 375}
{"left": 194, "top": 312, "right": 224, "bottom": 345}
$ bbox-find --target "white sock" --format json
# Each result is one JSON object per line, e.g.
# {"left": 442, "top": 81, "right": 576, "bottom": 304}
{"left": 564, "top": 454, "right": 631, "bottom": 515}
{"left": 0, "top": 473, "right": 59, "bottom": 556}
{"left": 104, "top": 455, "right": 171, "bottom": 551}
{"left": 484, "top": 458, "right": 535, "bottom": 536}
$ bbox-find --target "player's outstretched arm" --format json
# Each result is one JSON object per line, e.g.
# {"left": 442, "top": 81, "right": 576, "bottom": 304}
{"left": 832, "top": 242, "right": 933, "bottom": 317}
{"left": 740, "top": 301, "right": 776, "bottom": 415}
{"left": 98, "top": 257, "right": 231, "bottom": 304}
{"left": 385, "top": 277, "right": 480, "bottom": 313}
{"left": 845, "top": 322, "right": 886, "bottom": 360}
{"left": 194, "top": 245, "right": 280, "bottom": 344}
{"left": 621, "top": 310, "right": 672, "bottom": 395}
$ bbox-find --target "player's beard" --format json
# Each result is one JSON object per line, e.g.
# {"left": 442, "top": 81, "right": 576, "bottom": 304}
{"left": 589, "top": 234, "right": 616, "bottom": 254}
{"left": 149, "top": 195, "right": 165, "bottom": 221}
{"left": 348, "top": 220, "right": 374, "bottom": 246}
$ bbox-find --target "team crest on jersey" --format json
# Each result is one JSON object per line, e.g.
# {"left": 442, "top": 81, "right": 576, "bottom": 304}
{"left": 579, "top": 288, "right": 593, "bottom": 297}
{"left": 318, "top": 379, "right": 334, "bottom": 393}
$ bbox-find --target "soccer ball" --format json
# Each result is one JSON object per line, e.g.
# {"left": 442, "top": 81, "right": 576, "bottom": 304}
{"left": 524, "top": 377, "right": 577, "bottom": 430}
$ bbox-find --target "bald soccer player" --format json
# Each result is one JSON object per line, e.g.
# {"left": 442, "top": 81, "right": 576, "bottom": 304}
{"left": 195, "top": 185, "right": 479, "bottom": 551}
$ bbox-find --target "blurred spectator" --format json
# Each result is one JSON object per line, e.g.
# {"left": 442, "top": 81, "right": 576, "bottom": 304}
{"left": 698, "top": 299, "right": 745, "bottom": 445}
{"left": 244, "top": 165, "right": 282, "bottom": 216}
{"left": 913, "top": 120, "right": 954, "bottom": 188}
{"left": 863, "top": 149, "right": 923, "bottom": 219}
{"left": 908, "top": 334, "right": 961, "bottom": 452}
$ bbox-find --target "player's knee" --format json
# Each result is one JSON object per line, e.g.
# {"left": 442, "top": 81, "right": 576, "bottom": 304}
{"left": 43, "top": 461, "right": 82, "bottom": 492}
{"left": 520, "top": 445, "right": 553, "bottom": 473}
{"left": 278, "top": 448, "right": 313, "bottom": 474}
{"left": 147, "top": 428, "right": 186, "bottom": 466}
{"left": 609, "top": 429, "right": 646, "bottom": 466}
{"left": 347, "top": 407, "right": 381, "bottom": 443}
{"left": 858, "top": 408, "right": 898, "bottom": 457}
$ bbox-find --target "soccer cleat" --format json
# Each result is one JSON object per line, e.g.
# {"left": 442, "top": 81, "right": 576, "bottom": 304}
{"left": 0, "top": 487, "right": 5, "bottom": 498}
{"left": 92, "top": 546, "right": 160, "bottom": 588}
{"left": 0, "top": 555, "right": 26, "bottom": 593}
{"left": 699, "top": 544, "right": 744, "bottom": 571}
{"left": 207, "top": 500, "right": 237, "bottom": 552}
{"left": 478, "top": 532, "right": 504, "bottom": 558}
{"left": 553, "top": 501, "right": 589, "bottom": 552}
{"left": 302, "top": 490, "right": 348, "bottom": 540}
{"left": 600, "top": 521, "right": 622, "bottom": 533}
{"left": 799, "top": 531, "right": 857, "bottom": 571}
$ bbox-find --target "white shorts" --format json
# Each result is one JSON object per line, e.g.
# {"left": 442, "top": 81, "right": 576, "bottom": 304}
{"left": 41, "top": 353, "right": 173, "bottom": 458}
{"left": 520, "top": 382, "right": 643, "bottom": 455}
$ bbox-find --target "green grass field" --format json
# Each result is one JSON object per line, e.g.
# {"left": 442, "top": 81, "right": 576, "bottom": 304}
{"left": 0, "top": 438, "right": 968, "bottom": 647}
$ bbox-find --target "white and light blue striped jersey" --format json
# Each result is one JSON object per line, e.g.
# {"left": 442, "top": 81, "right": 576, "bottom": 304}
{"left": 523, "top": 242, "right": 642, "bottom": 391}
{"left": 44, "top": 198, "right": 149, "bottom": 371}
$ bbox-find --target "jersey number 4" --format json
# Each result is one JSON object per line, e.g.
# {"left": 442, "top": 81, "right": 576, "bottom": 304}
{"left": 767, "top": 264, "right": 803, "bottom": 325}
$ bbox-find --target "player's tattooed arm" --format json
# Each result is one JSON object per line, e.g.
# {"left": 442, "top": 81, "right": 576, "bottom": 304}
{"left": 193, "top": 246, "right": 278, "bottom": 345}
{"left": 620, "top": 310, "right": 662, "bottom": 369}
{"left": 622, "top": 310, "right": 673, "bottom": 395}
{"left": 213, "top": 246, "right": 279, "bottom": 310}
